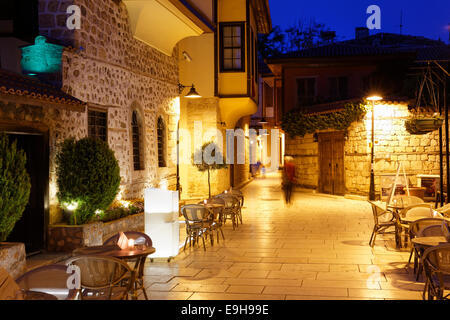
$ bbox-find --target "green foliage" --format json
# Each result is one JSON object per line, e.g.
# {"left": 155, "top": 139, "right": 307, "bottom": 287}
{"left": 0, "top": 133, "right": 31, "bottom": 242}
{"left": 96, "top": 205, "right": 140, "bottom": 223}
{"left": 258, "top": 20, "right": 334, "bottom": 58}
{"left": 282, "top": 103, "right": 367, "bottom": 138}
{"left": 192, "top": 142, "right": 228, "bottom": 172}
{"left": 56, "top": 137, "right": 121, "bottom": 225}
{"left": 192, "top": 142, "right": 228, "bottom": 198}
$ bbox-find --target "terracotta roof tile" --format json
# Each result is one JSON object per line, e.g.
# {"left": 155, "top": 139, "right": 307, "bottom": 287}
{"left": 0, "top": 68, "right": 85, "bottom": 108}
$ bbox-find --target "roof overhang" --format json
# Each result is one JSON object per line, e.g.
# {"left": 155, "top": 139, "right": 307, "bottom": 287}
{"left": 266, "top": 52, "right": 416, "bottom": 76}
{"left": 122, "top": 0, "right": 213, "bottom": 56}
{"left": 251, "top": 0, "right": 272, "bottom": 34}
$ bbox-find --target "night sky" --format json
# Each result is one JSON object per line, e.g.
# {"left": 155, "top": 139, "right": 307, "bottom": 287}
{"left": 269, "top": 0, "right": 450, "bottom": 43}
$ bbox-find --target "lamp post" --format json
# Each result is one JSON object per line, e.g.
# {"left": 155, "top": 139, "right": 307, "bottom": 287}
{"left": 367, "top": 95, "right": 383, "bottom": 201}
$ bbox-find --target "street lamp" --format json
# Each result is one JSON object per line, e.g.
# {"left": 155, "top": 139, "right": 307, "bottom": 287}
{"left": 366, "top": 95, "right": 383, "bottom": 200}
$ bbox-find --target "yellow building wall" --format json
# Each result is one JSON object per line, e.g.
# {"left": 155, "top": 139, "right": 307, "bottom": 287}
{"left": 179, "top": 34, "right": 215, "bottom": 98}
{"left": 218, "top": 0, "right": 247, "bottom": 21}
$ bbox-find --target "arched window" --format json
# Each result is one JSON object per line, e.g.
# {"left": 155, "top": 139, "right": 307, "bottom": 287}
{"left": 157, "top": 117, "right": 166, "bottom": 167}
{"left": 132, "top": 111, "right": 144, "bottom": 171}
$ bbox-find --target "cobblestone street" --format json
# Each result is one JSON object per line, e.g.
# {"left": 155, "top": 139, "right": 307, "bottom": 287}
{"left": 142, "top": 173, "right": 423, "bottom": 300}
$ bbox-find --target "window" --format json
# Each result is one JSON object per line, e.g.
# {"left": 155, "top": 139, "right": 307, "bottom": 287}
{"left": 88, "top": 109, "right": 107, "bottom": 142}
{"left": 157, "top": 117, "right": 166, "bottom": 168}
{"left": 329, "top": 76, "right": 348, "bottom": 100}
{"left": 132, "top": 111, "right": 144, "bottom": 171}
{"left": 296, "top": 78, "right": 316, "bottom": 108}
{"left": 220, "top": 23, "right": 245, "bottom": 72}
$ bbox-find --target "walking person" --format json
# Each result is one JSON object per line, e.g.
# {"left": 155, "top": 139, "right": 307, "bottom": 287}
{"left": 282, "top": 156, "right": 296, "bottom": 205}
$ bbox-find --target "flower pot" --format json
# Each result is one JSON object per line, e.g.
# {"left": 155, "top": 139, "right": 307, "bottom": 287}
{"left": 405, "top": 118, "right": 444, "bottom": 135}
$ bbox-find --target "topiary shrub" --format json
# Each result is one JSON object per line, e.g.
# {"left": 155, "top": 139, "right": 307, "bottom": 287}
{"left": 56, "top": 137, "right": 121, "bottom": 225}
{"left": 0, "top": 133, "right": 31, "bottom": 242}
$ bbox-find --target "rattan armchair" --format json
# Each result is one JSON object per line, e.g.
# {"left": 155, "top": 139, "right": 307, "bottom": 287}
{"left": 16, "top": 264, "right": 78, "bottom": 300}
{"left": 422, "top": 243, "right": 450, "bottom": 300}
{"left": 408, "top": 218, "right": 445, "bottom": 280}
{"left": 103, "top": 231, "right": 152, "bottom": 300}
{"left": 368, "top": 201, "right": 396, "bottom": 247}
{"left": 397, "top": 203, "right": 434, "bottom": 246}
{"left": 229, "top": 190, "right": 244, "bottom": 224}
{"left": 199, "top": 198, "right": 226, "bottom": 243}
{"left": 181, "top": 204, "right": 214, "bottom": 251}
{"left": 65, "top": 255, "right": 134, "bottom": 300}
{"left": 215, "top": 194, "right": 241, "bottom": 230}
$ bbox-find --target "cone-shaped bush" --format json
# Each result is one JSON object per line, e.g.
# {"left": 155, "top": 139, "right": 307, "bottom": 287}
{"left": 56, "top": 137, "right": 121, "bottom": 225}
{"left": 0, "top": 133, "right": 31, "bottom": 242}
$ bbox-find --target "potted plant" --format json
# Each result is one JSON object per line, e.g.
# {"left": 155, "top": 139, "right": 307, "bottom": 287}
{"left": 0, "top": 132, "right": 30, "bottom": 278}
{"left": 405, "top": 111, "right": 444, "bottom": 135}
{"left": 55, "top": 137, "right": 121, "bottom": 225}
{"left": 405, "top": 66, "right": 444, "bottom": 135}
{"left": 0, "top": 133, "right": 31, "bottom": 242}
{"left": 192, "top": 142, "right": 228, "bottom": 199}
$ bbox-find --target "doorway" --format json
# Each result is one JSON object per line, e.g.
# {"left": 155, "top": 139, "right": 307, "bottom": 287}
{"left": 318, "top": 132, "right": 345, "bottom": 195}
{"left": 6, "top": 132, "right": 48, "bottom": 255}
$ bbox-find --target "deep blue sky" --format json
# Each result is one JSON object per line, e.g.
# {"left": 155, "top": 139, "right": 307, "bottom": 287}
{"left": 269, "top": 0, "right": 450, "bottom": 43}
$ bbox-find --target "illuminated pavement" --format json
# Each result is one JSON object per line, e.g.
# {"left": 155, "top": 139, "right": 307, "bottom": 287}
{"left": 142, "top": 173, "right": 423, "bottom": 300}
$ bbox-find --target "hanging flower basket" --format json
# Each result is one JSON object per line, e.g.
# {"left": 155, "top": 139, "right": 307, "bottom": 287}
{"left": 405, "top": 116, "right": 444, "bottom": 135}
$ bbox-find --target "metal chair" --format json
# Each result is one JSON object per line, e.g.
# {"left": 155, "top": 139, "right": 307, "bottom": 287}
{"left": 368, "top": 201, "right": 396, "bottom": 247}
{"left": 229, "top": 190, "right": 244, "bottom": 224}
{"left": 198, "top": 198, "right": 226, "bottom": 243}
{"left": 65, "top": 255, "right": 133, "bottom": 300}
{"left": 15, "top": 264, "right": 78, "bottom": 300}
{"left": 103, "top": 231, "right": 152, "bottom": 300}
{"left": 422, "top": 243, "right": 450, "bottom": 300}
{"left": 215, "top": 194, "right": 241, "bottom": 230}
{"left": 181, "top": 204, "right": 213, "bottom": 251}
{"left": 408, "top": 218, "right": 445, "bottom": 280}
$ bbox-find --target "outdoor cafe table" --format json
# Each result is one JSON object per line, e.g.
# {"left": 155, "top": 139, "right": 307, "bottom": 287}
{"left": 73, "top": 244, "right": 155, "bottom": 299}
{"left": 412, "top": 236, "right": 448, "bottom": 248}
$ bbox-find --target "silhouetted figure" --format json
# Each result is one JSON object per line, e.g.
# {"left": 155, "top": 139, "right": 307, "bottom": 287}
{"left": 283, "top": 156, "right": 296, "bottom": 204}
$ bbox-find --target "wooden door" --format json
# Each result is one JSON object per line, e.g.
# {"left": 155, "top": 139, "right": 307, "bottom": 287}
{"left": 319, "top": 132, "right": 345, "bottom": 195}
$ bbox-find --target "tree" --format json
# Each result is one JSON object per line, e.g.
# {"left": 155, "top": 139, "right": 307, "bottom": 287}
{"left": 0, "top": 133, "right": 31, "bottom": 242}
{"left": 192, "top": 142, "right": 228, "bottom": 199}
{"left": 56, "top": 137, "right": 121, "bottom": 225}
{"left": 258, "top": 19, "right": 335, "bottom": 58}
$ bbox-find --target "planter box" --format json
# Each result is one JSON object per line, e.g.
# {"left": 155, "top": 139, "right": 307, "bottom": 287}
{"left": 47, "top": 212, "right": 144, "bottom": 252}
{"left": 0, "top": 242, "right": 26, "bottom": 279}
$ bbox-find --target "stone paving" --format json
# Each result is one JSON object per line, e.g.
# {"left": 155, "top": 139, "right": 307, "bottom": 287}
{"left": 141, "top": 173, "right": 424, "bottom": 300}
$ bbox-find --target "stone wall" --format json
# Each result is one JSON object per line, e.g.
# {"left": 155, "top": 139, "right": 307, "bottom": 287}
{"left": 0, "top": 243, "right": 26, "bottom": 279}
{"left": 180, "top": 97, "right": 231, "bottom": 199}
{"left": 39, "top": 0, "right": 180, "bottom": 201}
{"left": 286, "top": 102, "right": 442, "bottom": 196}
{"left": 47, "top": 212, "right": 144, "bottom": 252}
{"left": 0, "top": 101, "right": 86, "bottom": 224}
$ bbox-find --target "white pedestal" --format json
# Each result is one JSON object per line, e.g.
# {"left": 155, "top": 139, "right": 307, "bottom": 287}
{"left": 144, "top": 188, "right": 179, "bottom": 259}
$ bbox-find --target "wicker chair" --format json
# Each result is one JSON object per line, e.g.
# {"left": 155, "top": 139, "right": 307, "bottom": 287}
{"left": 215, "top": 194, "right": 241, "bottom": 230}
{"left": 181, "top": 204, "right": 213, "bottom": 251}
{"left": 368, "top": 201, "right": 396, "bottom": 247}
{"left": 397, "top": 203, "right": 434, "bottom": 246}
{"left": 198, "top": 198, "right": 226, "bottom": 243}
{"left": 15, "top": 264, "right": 78, "bottom": 300}
{"left": 65, "top": 255, "right": 134, "bottom": 300}
{"left": 422, "top": 243, "right": 450, "bottom": 300}
{"left": 228, "top": 190, "right": 244, "bottom": 224}
{"left": 408, "top": 218, "right": 445, "bottom": 280}
{"left": 103, "top": 231, "right": 152, "bottom": 300}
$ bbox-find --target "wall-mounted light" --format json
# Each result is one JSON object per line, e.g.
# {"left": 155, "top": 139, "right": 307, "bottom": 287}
{"left": 178, "top": 83, "right": 201, "bottom": 98}
{"left": 259, "top": 117, "right": 268, "bottom": 124}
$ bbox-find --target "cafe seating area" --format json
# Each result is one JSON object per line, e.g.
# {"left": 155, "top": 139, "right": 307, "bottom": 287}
{"left": 181, "top": 189, "right": 245, "bottom": 251}
{"left": 369, "top": 194, "right": 450, "bottom": 300}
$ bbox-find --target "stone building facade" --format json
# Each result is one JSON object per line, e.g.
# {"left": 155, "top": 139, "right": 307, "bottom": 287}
{"left": 286, "top": 102, "right": 442, "bottom": 197}
{"left": 37, "top": 0, "right": 180, "bottom": 221}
